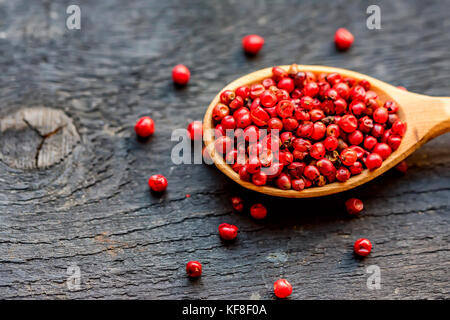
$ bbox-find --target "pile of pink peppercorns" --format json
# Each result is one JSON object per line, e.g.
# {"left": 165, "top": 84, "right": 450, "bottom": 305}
{"left": 133, "top": 28, "right": 409, "bottom": 299}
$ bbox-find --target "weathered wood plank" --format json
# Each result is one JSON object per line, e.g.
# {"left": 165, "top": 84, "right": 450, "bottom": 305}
{"left": 0, "top": 0, "right": 448, "bottom": 299}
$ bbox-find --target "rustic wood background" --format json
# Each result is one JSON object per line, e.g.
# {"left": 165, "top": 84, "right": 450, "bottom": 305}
{"left": 0, "top": 0, "right": 448, "bottom": 299}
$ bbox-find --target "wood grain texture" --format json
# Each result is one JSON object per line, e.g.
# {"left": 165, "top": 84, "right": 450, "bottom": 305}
{"left": 0, "top": 0, "right": 449, "bottom": 299}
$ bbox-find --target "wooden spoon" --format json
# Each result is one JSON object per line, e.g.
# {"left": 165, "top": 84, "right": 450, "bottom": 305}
{"left": 203, "top": 65, "right": 450, "bottom": 198}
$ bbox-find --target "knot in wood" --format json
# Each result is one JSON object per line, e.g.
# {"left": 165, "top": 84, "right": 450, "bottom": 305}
{"left": 0, "top": 107, "right": 80, "bottom": 169}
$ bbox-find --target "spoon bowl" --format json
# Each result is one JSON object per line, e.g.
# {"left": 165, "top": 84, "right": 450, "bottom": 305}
{"left": 203, "top": 65, "right": 450, "bottom": 198}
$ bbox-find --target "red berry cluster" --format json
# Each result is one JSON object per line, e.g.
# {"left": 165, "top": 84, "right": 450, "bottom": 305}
{"left": 212, "top": 65, "right": 407, "bottom": 191}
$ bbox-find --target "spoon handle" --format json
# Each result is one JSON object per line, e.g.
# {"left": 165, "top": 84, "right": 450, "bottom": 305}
{"left": 429, "top": 96, "right": 450, "bottom": 138}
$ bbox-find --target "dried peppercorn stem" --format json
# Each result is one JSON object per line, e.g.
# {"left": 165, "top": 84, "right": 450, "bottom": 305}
{"left": 203, "top": 65, "right": 450, "bottom": 198}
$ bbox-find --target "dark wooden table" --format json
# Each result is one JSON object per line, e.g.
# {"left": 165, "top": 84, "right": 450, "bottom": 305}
{"left": 0, "top": 0, "right": 449, "bottom": 299}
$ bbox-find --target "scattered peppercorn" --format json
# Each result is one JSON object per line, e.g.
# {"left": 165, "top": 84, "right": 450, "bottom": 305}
{"left": 148, "top": 174, "right": 168, "bottom": 192}
{"left": 172, "top": 64, "right": 190, "bottom": 85}
{"left": 334, "top": 28, "right": 354, "bottom": 51}
{"left": 231, "top": 196, "right": 244, "bottom": 212}
{"left": 186, "top": 261, "right": 202, "bottom": 278}
{"left": 345, "top": 198, "right": 364, "bottom": 215}
{"left": 250, "top": 203, "right": 267, "bottom": 219}
{"left": 242, "top": 34, "right": 265, "bottom": 55}
{"left": 273, "top": 279, "right": 293, "bottom": 298}
{"left": 395, "top": 160, "right": 408, "bottom": 173}
{"left": 134, "top": 116, "right": 155, "bottom": 138}
{"left": 218, "top": 223, "right": 238, "bottom": 240}
{"left": 354, "top": 238, "right": 372, "bottom": 257}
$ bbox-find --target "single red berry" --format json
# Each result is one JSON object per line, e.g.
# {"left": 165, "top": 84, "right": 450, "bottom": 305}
{"left": 348, "top": 145, "right": 365, "bottom": 159}
{"left": 388, "top": 134, "right": 403, "bottom": 151}
{"left": 247, "top": 156, "right": 261, "bottom": 174}
{"left": 316, "top": 158, "right": 335, "bottom": 177}
{"left": 250, "top": 83, "right": 265, "bottom": 99}
{"left": 221, "top": 115, "right": 236, "bottom": 130}
{"left": 272, "top": 66, "right": 289, "bottom": 82}
{"left": 335, "top": 28, "right": 354, "bottom": 50}
{"left": 239, "top": 165, "right": 251, "bottom": 182}
{"left": 336, "top": 167, "right": 351, "bottom": 182}
{"left": 326, "top": 124, "right": 341, "bottom": 138}
{"left": 172, "top": 64, "right": 190, "bottom": 85}
{"left": 388, "top": 113, "right": 400, "bottom": 126}
{"left": 309, "top": 109, "right": 325, "bottom": 122}
{"left": 354, "top": 238, "right": 372, "bottom": 257}
{"left": 349, "top": 85, "right": 366, "bottom": 101}
{"left": 303, "top": 82, "right": 319, "bottom": 97}
{"left": 310, "top": 142, "right": 326, "bottom": 160}
{"left": 268, "top": 117, "right": 283, "bottom": 131}
{"left": 186, "top": 261, "right": 202, "bottom": 278}
{"left": 384, "top": 101, "right": 399, "bottom": 113}
{"left": 148, "top": 174, "right": 168, "bottom": 192}
{"left": 276, "top": 100, "right": 295, "bottom": 118}
{"left": 260, "top": 90, "right": 278, "bottom": 108}
{"left": 218, "top": 223, "right": 238, "bottom": 240}
{"left": 187, "top": 121, "right": 203, "bottom": 141}
{"left": 365, "top": 153, "right": 383, "bottom": 170}
{"left": 339, "top": 115, "right": 358, "bottom": 133}
{"left": 326, "top": 72, "right": 342, "bottom": 86}
{"left": 235, "top": 85, "right": 250, "bottom": 99}
{"left": 359, "top": 116, "right": 374, "bottom": 133}
{"left": 233, "top": 106, "right": 250, "bottom": 120}
{"left": 229, "top": 95, "right": 244, "bottom": 110}
{"left": 371, "top": 123, "right": 385, "bottom": 138}
{"left": 395, "top": 160, "right": 408, "bottom": 173}
{"left": 250, "top": 106, "right": 270, "bottom": 126}
{"left": 252, "top": 171, "right": 268, "bottom": 186}
{"left": 347, "top": 130, "right": 364, "bottom": 146}
{"left": 262, "top": 78, "right": 276, "bottom": 88}
{"left": 364, "top": 136, "right": 377, "bottom": 151}
{"left": 303, "top": 165, "right": 320, "bottom": 181}
{"left": 214, "top": 124, "right": 224, "bottom": 138}
{"left": 212, "top": 103, "right": 230, "bottom": 121}
{"left": 310, "top": 122, "right": 326, "bottom": 141}
{"left": 349, "top": 161, "right": 363, "bottom": 175}
{"left": 275, "top": 173, "right": 292, "bottom": 190}
{"left": 242, "top": 34, "right": 264, "bottom": 55}
{"left": 373, "top": 107, "right": 389, "bottom": 124}
{"left": 359, "top": 79, "right": 371, "bottom": 91}
{"left": 324, "top": 136, "right": 339, "bottom": 151}
{"left": 250, "top": 203, "right": 267, "bottom": 219}
{"left": 349, "top": 101, "right": 366, "bottom": 117}
{"left": 231, "top": 196, "right": 244, "bottom": 212}
{"left": 341, "top": 148, "right": 358, "bottom": 166}
{"left": 391, "top": 120, "right": 407, "bottom": 136}
{"left": 134, "top": 116, "right": 155, "bottom": 138}
{"left": 274, "top": 279, "right": 293, "bottom": 299}
{"left": 332, "top": 82, "right": 349, "bottom": 99}
{"left": 292, "top": 178, "right": 305, "bottom": 191}
{"left": 282, "top": 118, "right": 298, "bottom": 131}
{"left": 220, "top": 90, "right": 236, "bottom": 104}
{"left": 287, "top": 162, "right": 305, "bottom": 179}
{"left": 372, "top": 143, "right": 392, "bottom": 160}
{"left": 277, "top": 77, "right": 295, "bottom": 93}
{"left": 214, "top": 136, "right": 233, "bottom": 155}
{"left": 345, "top": 198, "right": 364, "bottom": 215}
